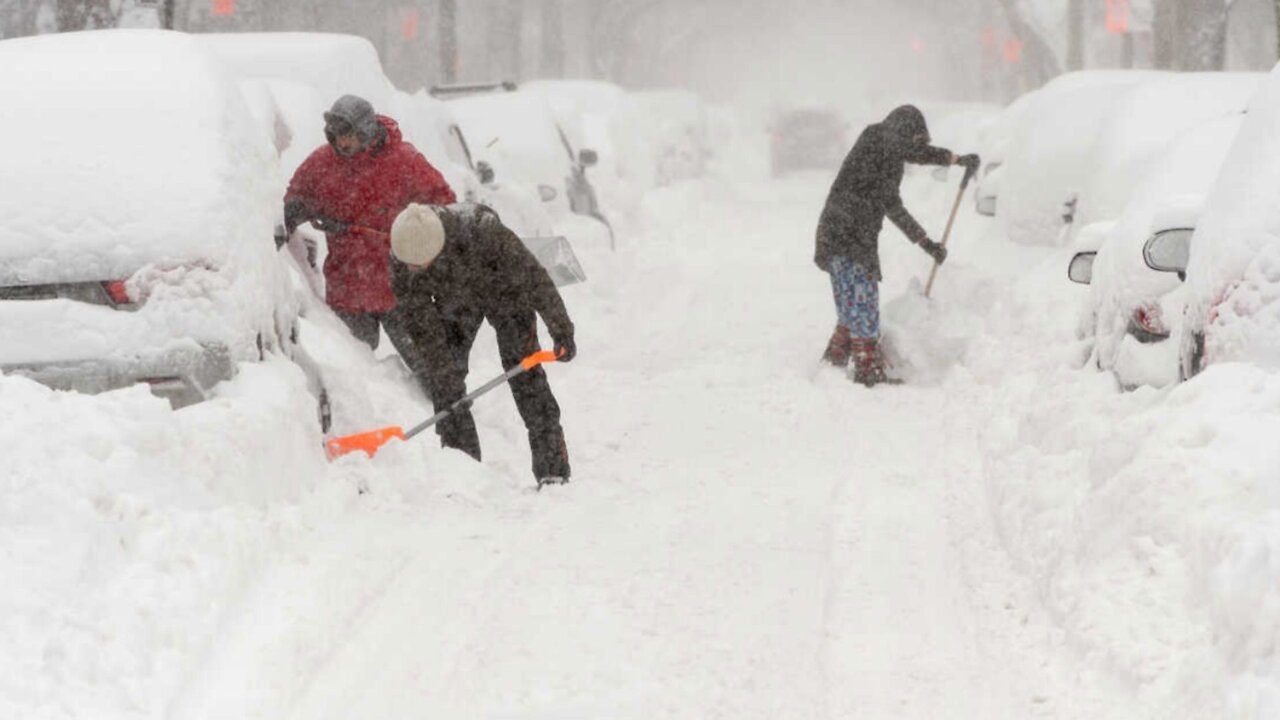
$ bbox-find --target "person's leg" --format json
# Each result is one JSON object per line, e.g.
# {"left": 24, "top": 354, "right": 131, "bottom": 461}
{"left": 333, "top": 309, "right": 381, "bottom": 350}
{"left": 423, "top": 311, "right": 485, "bottom": 461}
{"left": 824, "top": 257, "right": 857, "bottom": 367}
{"left": 490, "top": 312, "right": 570, "bottom": 482}
{"left": 380, "top": 308, "right": 436, "bottom": 399}
{"left": 846, "top": 263, "right": 890, "bottom": 385}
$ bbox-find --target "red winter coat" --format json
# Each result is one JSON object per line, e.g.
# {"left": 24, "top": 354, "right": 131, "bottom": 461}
{"left": 285, "top": 116, "right": 456, "bottom": 313}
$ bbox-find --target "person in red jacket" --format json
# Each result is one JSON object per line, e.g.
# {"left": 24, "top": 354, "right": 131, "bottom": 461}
{"left": 283, "top": 94, "right": 457, "bottom": 371}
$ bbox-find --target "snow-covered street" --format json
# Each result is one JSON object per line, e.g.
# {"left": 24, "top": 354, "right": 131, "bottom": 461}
{"left": 7, "top": 87, "right": 1280, "bottom": 719}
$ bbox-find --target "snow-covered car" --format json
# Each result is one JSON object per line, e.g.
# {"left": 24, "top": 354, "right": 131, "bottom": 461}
{"left": 768, "top": 107, "right": 847, "bottom": 176}
{"left": 1181, "top": 60, "right": 1280, "bottom": 380}
{"left": 0, "top": 31, "right": 329, "bottom": 425}
{"left": 443, "top": 87, "right": 614, "bottom": 250}
{"left": 1071, "top": 72, "right": 1260, "bottom": 237}
{"left": 1068, "top": 114, "right": 1244, "bottom": 388}
{"left": 522, "top": 78, "right": 655, "bottom": 218}
{"left": 997, "top": 70, "right": 1158, "bottom": 246}
{"left": 628, "top": 89, "right": 711, "bottom": 186}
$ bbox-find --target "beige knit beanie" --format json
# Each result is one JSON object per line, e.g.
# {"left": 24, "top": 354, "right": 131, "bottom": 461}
{"left": 390, "top": 203, "right": 446, "bottom": 266}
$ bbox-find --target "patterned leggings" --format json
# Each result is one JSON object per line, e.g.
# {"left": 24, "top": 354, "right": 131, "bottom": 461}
{"left": 828, "top": 256, "right": 880, "bottom": 339}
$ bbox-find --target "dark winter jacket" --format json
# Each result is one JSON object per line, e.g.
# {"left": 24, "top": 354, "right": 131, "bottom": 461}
{"left": 392, "top": 203, "right": 574, "bottom": 358}
{"left": 284, "top": 115, "right": 456, "bottom": 313}
{"left": 814, "top": 105, "right": 953, "bottom": 280}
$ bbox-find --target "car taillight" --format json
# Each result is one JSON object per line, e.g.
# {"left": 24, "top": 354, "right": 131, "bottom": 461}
{"left": 1128, "top": 303, "right": 1170, "bottom": 343}
{"left": 101, "top": 280, "right": 132, "bottom": 306}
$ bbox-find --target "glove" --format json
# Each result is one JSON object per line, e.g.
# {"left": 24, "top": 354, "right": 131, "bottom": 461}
{"left": 273, "top": 224, "right": 288, "bottom": 251}
{"left": 920, "top": 238, "right": 948, "bottom": 265}
{"left": 956, "top": 153, "right": 981, "bottom": 171}
{"left": 312, "top": 215, "right": 349, "bottom": 235}
{"left": 283, "top": 199, "right": 312, "bottom": 234}
{"left": 552, "top": 334, "right": 576, "bottom": 362}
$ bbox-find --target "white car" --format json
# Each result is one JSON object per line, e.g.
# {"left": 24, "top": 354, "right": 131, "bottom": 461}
{"left": 1068, "top": 114, "right": 1244, "bottom": 388}
{"left": 996, "top": 70, "right": 1158, "bottom": 246}
{"left": 444, "top": 87, "right": 614, "bottom": 251}
{"left": 1182, "top": 60, "right": 1280, "bottom": 379}
{"left": 0, "top": 31, "right": 329, "bottom": 425}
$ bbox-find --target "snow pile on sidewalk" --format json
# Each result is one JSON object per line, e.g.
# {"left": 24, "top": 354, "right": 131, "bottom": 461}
{"left": 952, "top": 245, "right": 1280, "bottom": 717}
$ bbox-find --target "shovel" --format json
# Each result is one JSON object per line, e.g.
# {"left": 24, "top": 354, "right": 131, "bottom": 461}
{"left": 324, "top": 349, "right": 562, "bottom": 460}
{"left": 923, "top": 164, "right": 978, "bottom": 299}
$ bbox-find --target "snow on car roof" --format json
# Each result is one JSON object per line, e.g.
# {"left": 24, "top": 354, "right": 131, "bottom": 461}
{"left": 198, "top": 32, "right": 393, "bottom": 111}
{"left": 996, "top": 70, "right": 1161, "bottom": 247}
{"left": 1075, "top": 73, "right": 1261, "bottom": 233}
{"left": 0, "top": 30, "right": 277, "bottom": 282}
{"left": 447, "top": 91, "right": 574, "bottom": 189}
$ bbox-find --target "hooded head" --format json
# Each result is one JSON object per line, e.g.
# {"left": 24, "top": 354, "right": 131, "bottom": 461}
{"left": 883, "top": 104, "right": 930, "bottom": 146}
{"left": 391, "top": 204, "right": 447, "bottom": 268}
{"left": 324, "top": 95, "right": 382, "bottom": 157}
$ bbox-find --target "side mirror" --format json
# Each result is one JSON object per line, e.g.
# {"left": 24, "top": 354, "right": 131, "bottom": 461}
{"left": 1068, "top": 251, "right": 1096, "bottom": 285}
{"left": 476, "top": 160, "right": 495, "bottom": 185}
{"left": 1143, "top": 227, "right": 1193, "bottom": 278}
{"left": 579, "top": 149, "right": 599, "bottom": 168}
{"left": 931, "top": 166, "right": 950, "bottom": 182}
{"left": 538, "top": 185, "right": 559, "bottom": 203}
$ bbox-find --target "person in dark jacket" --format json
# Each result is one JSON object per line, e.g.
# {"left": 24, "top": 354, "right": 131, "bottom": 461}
{"left": 814, "top": 104, "right": 979, "bottom": 385}
{"left": 283, "top": 95, "right": 456, "bottom": 384}
{"left": 388, "top": 203, "right": 575, "bottom": 486}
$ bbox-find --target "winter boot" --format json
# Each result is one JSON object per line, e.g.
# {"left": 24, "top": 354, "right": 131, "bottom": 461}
{"left": 821, "top": 325, "right": 853, "bottom": 367}
{"left": 850, "top": 337, "right": 901, "bottom": 387}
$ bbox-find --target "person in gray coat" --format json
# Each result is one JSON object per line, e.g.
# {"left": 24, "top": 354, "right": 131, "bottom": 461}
{"left": 814, "top": 104, "right": 978, "bottom": 385}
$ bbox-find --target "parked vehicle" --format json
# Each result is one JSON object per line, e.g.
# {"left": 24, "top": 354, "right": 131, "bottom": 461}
{"left": 996, "top": 70, "right": 1158, "bottom": 246}
{"left": 1181, "top": 61, "right": 1280, "bottom": 380}
{"left": 629, "top": 89, "right": 711, "bottom": 186}
{"left": 768, "top": 107, "right": 848, "bottom": 176}
{"left": 0, "top": 31, "right": 329, "bottom": 427}
{"left": 1067, "top": 114, "right": 1244, "bottom": 388}
{"left": 523, "top": 78, "right": 654, "bottom": 217}
{"left": 441, "top": 85, "right": 614, "bottom": 250}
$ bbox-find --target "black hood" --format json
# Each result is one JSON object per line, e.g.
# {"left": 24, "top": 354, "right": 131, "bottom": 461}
{"left": 883, "top": 104, "right": 930, "bottom": 145}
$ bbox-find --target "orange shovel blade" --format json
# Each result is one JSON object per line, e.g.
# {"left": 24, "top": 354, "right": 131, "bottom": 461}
{"left": 324, "top": 425, "right": 406, "bottom": 460}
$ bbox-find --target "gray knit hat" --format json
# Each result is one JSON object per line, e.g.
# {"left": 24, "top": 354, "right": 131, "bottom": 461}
{"left": 324, "top": 95, "right": 381, "bottom": 148}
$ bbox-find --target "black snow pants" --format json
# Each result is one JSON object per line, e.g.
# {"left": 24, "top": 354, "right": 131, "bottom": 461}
{"left": 426, "top": 308, "right": 570, "bottom": 481}
{"left": 335, "top": 307, "right": 434, "bottom": 399}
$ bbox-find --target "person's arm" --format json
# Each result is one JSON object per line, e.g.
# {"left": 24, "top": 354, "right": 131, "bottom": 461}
{"left": 283, "top": 150, "right": 327, "bottom": 232}
{"left": 480, "top": 210, "right": 576, "bottom": 359}
{"left": 903, "top": 143, "right": 955, "bottom": 167}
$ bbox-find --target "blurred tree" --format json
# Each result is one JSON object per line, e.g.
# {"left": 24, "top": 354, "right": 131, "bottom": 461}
{"left": 540, "top": 0, "right": 564, "bottom": 77}
{"left": 440, "top": 0, "right": 459, "bottom": 82}
{"left": 1153, "top": 0, "right": 1230, "bottom": 70}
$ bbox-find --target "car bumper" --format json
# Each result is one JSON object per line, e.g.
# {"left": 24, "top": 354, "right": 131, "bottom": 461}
{"left": 2, "top": 342, "right": 234, "bottom": 409}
